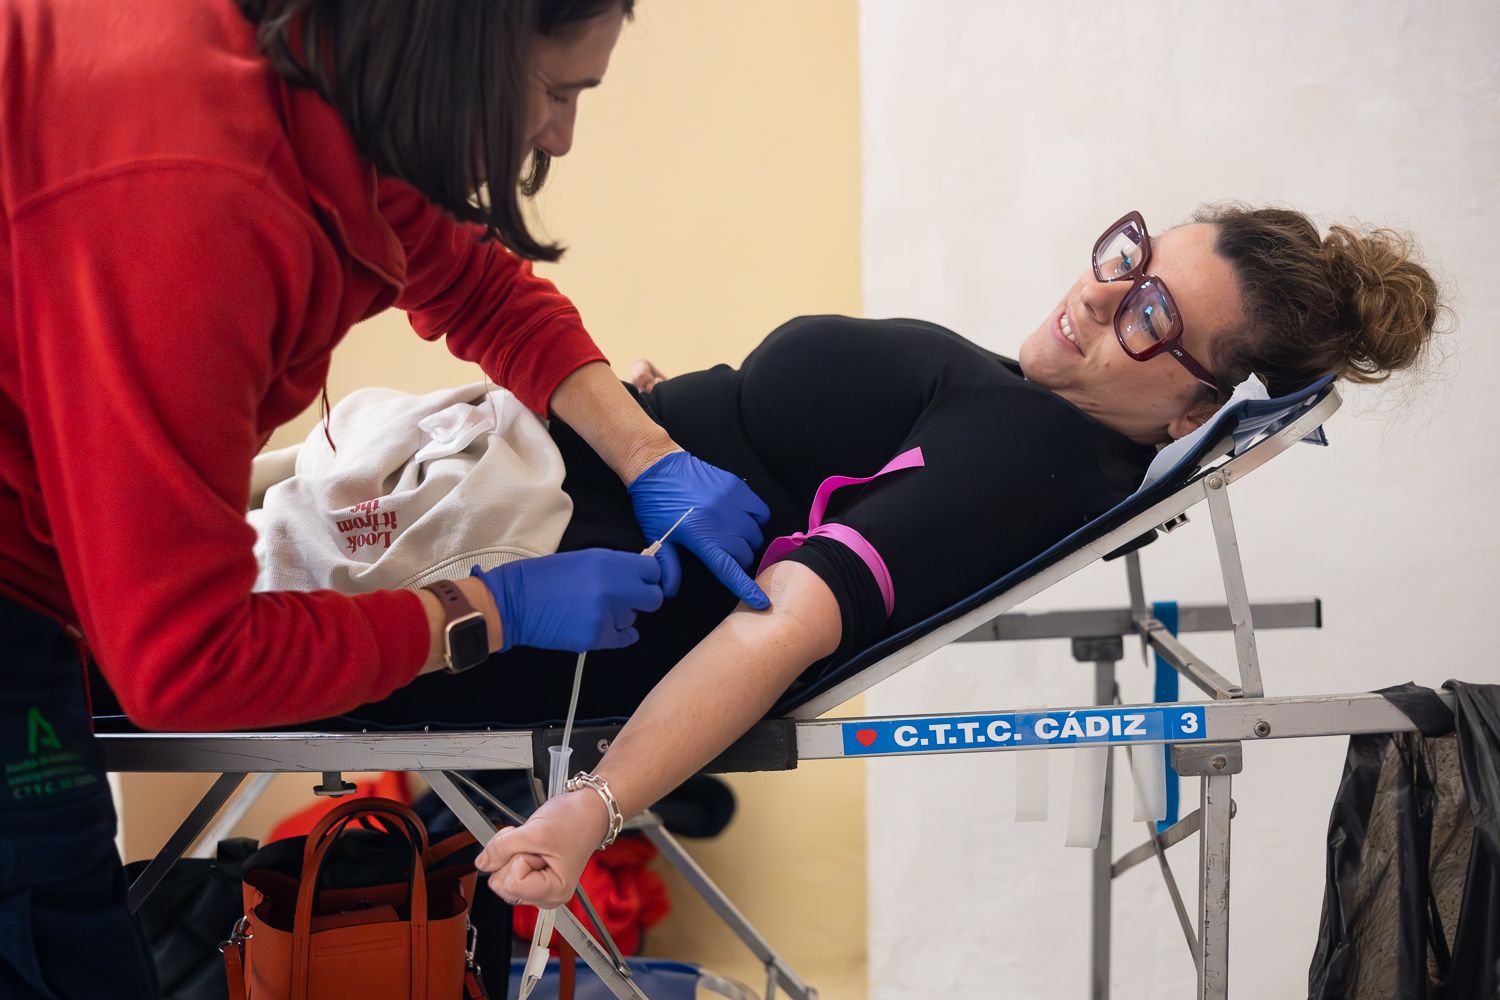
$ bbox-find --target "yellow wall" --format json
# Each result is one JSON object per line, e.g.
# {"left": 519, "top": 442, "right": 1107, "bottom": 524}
{"left": 122, "top": 1, "right": 865, "bottom": 995}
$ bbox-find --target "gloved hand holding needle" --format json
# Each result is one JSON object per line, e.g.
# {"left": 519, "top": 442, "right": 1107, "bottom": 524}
{"left": 470, "top": 548, "right": 664, "bottom": 652}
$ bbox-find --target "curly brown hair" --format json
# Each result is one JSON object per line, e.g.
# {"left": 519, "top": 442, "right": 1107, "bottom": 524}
{"left": 1194, "top": 204, "right": 1443, "bottom": 397}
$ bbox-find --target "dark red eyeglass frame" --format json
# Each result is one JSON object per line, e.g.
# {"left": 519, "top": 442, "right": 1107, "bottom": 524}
{"left": 1092, "top": 211, "right": 1225, "bottom": 398}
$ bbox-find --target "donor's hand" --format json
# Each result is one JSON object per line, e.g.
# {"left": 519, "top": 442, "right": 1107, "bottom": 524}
{"left": 629, "top": 358, "right": 668, "bottom": 393}
{"left": 472, "top": 549, "right": 663, "bottom": 652}
{"left": 476, "top": 791, "right": 608, "bottom": 909}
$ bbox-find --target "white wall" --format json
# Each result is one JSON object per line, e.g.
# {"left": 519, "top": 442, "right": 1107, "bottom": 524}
{"left": 860, "top": 2, "right": 1500, "bottom": 997}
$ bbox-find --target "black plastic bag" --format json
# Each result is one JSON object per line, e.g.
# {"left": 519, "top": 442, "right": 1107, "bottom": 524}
{"left": 123, "top": 837, "right": 258, "bottom": 1000}
{"left": 1308, "top": 681, "right": 1500, "bottom": 999}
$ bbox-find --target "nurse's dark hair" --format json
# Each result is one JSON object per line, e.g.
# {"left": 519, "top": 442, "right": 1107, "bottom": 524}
{"left": 1195, "top": 203, "right": 1444, "bottom": 396}
{"left": 236, "top": 0, "right": 634, "bottom": 262}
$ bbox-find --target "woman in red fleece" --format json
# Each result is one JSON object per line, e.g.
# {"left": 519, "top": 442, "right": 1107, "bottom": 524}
{"left": 0, "top": 2, "right": 770, "bottom": 996}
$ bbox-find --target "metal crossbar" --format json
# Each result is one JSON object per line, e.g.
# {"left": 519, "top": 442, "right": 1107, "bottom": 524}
{"left": 790, "top": 690, "right": 1438, "bottom": 761}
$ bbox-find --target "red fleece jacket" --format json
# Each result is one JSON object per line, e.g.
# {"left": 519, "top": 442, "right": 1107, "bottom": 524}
{"left": 0, "top": 0, "right": 607, "bottom": 729}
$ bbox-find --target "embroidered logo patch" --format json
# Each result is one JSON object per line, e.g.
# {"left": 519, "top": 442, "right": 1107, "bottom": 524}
{"left": 6, "top": 705, "right": 96, "bottom": 802}
{"left": 26, "top": 707, "right": 61, "bottom": 755}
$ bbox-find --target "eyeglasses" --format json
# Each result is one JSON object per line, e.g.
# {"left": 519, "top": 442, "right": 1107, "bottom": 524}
{"left": 1092, "top": 211, "right": 1224, "bottom": 398}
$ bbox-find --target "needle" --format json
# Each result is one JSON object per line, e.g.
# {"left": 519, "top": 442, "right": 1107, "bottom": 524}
{"left": 517, "top": 508, "right": 694, "bottom": 999}
{"left": 642, "top": 506, "right": 693, "bottom": 557}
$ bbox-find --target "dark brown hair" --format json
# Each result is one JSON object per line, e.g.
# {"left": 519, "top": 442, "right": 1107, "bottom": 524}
{"left": 236, "top": 0, "right": 634, "bottom": 262}
{"left": 1195, "top": 203, "right": 1443, "bottom": 396}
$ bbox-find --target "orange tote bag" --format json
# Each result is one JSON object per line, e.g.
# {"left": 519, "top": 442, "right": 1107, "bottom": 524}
{"left": 223, "top": 796, "right": 486, "bottom": 1000}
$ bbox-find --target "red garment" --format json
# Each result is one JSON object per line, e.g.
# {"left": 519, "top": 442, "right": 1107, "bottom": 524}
{"left": 0, "top": 0, "right": 608, "bottom": 729}
{"left": 511, "top": 835, "right": 671, "bottom": 957}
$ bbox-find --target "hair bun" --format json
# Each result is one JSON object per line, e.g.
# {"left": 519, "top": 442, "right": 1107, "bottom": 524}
{"left": 1320, "top": 225, "right": 1440, "bottom": 382}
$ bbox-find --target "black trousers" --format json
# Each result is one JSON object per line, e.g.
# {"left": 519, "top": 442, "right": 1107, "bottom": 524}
{"left": 0, "top": 595, "right": 158, "bottom": 999}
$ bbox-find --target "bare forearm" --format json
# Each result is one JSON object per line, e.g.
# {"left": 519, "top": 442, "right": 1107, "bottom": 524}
{"left": 473, "top": 562, "right": 840, "bottom": 908}
{"left": 593, "top": 561, "right": 842, "bottom": 819}
{"left": 549, "top": 361, "right": 678, "bottom": 485}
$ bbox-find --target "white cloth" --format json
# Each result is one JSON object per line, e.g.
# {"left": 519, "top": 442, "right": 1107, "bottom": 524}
{"left": 1066, "top": 746, "right": 1110, "bottom": 849}
{"left": 248, "top": 382, "right": 572, "bottom": 593}
{"left": 1129, "top": 743, "right": 1168, "bottom": 823}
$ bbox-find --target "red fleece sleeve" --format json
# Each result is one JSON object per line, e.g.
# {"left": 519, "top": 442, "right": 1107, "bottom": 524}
{"left": 379, "top": 178, "right": 607, "bottom": 417}
{"left": 10, "top": 165, "right": 429, "bottom": 731}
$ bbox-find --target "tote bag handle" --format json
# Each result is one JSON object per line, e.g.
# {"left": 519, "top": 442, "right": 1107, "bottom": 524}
{"left": 289, "top": 797, "right": 431, "bottom": 1000}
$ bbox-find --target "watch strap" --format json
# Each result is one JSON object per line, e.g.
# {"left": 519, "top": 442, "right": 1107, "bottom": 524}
{"left": 425, "top": 579, "right": 477, "bottom": 620}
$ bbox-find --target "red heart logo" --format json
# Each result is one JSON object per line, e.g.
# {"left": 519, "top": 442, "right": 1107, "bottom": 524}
{"left": 855, "top": 729, "right": 878, "bottom": 747}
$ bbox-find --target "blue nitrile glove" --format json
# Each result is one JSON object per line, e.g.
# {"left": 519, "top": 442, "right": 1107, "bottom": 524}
{"left": 473, "top": 549, "right": 664, "bottom": 652}
{"left": 650, "top": 542, "right": 683, "bottom": 601}
{"left": 628, "top": 451, "right": 772, "bottom": 610}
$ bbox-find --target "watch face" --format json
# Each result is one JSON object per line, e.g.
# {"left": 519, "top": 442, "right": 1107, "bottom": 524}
{"left": 447, "top": 616, "right": 489, "bottom": 673}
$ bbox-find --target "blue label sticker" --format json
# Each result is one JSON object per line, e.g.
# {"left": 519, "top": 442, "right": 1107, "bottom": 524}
{"left": 840, "top": 706, "right": 1208, "bottom": 757}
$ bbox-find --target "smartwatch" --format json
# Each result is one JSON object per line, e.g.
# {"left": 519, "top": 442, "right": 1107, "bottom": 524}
{"left": 423, "top": 580, "right": 489, "bottom": 674}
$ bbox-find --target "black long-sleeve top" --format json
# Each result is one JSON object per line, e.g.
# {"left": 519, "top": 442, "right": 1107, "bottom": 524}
{"left": 646, "top": 315, "right": 1156, "bottom": 661}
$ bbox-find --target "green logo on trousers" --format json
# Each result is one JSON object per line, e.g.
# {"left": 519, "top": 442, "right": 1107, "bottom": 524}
{"left": 27, "top": 707, "right": 62, "bottom": 755}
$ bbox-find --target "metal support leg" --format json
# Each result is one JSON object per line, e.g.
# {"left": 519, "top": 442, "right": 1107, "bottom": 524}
{"left": 189, "top": 771, "right": 275, "bottom": 859}
{"left": 127, "top": 771, "right": 247, "bottom": 912}
{"left": 1091, "top": 658, "right": 1117, "bottom": 1000}
{"left": 1111, "top": 809, "right": 1203, "bottom": 878}
{"left": 1110, "top": 793, "right": 1200, "bottom": 959}
{"left": 441, "top": 772, "right": 634, "bottom": 976}
{"left": 1150, "top": 819, "right": 1200, "bottom": 962}
{"left": 1115, "top": 753, "right": 1200, "bottom": 960}
{"left": 636, "top": 814, "right": 818, "bottom": 1000}
{"left": 1124, "top": 552, "right": 1146, "bottom": 617}
{"left": 1172, "top": 743, "right": 1242, "bottom": 1000}
{"left": 1204, "top": 476, "right": 1263, "bottom": 699}
{"left": 1124, "top": 553, "right": 1148, "bottom": 665}
{"left": 420, "top": 770, "right": 651, "bottom": 1000}
{"left": 1139, "top": 625, "right": 1242, "bottom": 700}
{"left": 1196, "top": 772, "right": 1233, "bottom": 999}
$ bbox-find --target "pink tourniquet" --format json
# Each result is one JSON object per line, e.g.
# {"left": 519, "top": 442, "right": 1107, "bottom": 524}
{"left": 756, "top": 448, "right": 925, "bottom": 616}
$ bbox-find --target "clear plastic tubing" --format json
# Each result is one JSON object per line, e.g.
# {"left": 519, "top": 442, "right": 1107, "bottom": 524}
{"left": 518, "top": 743, "right": 574, "bottom": 998}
